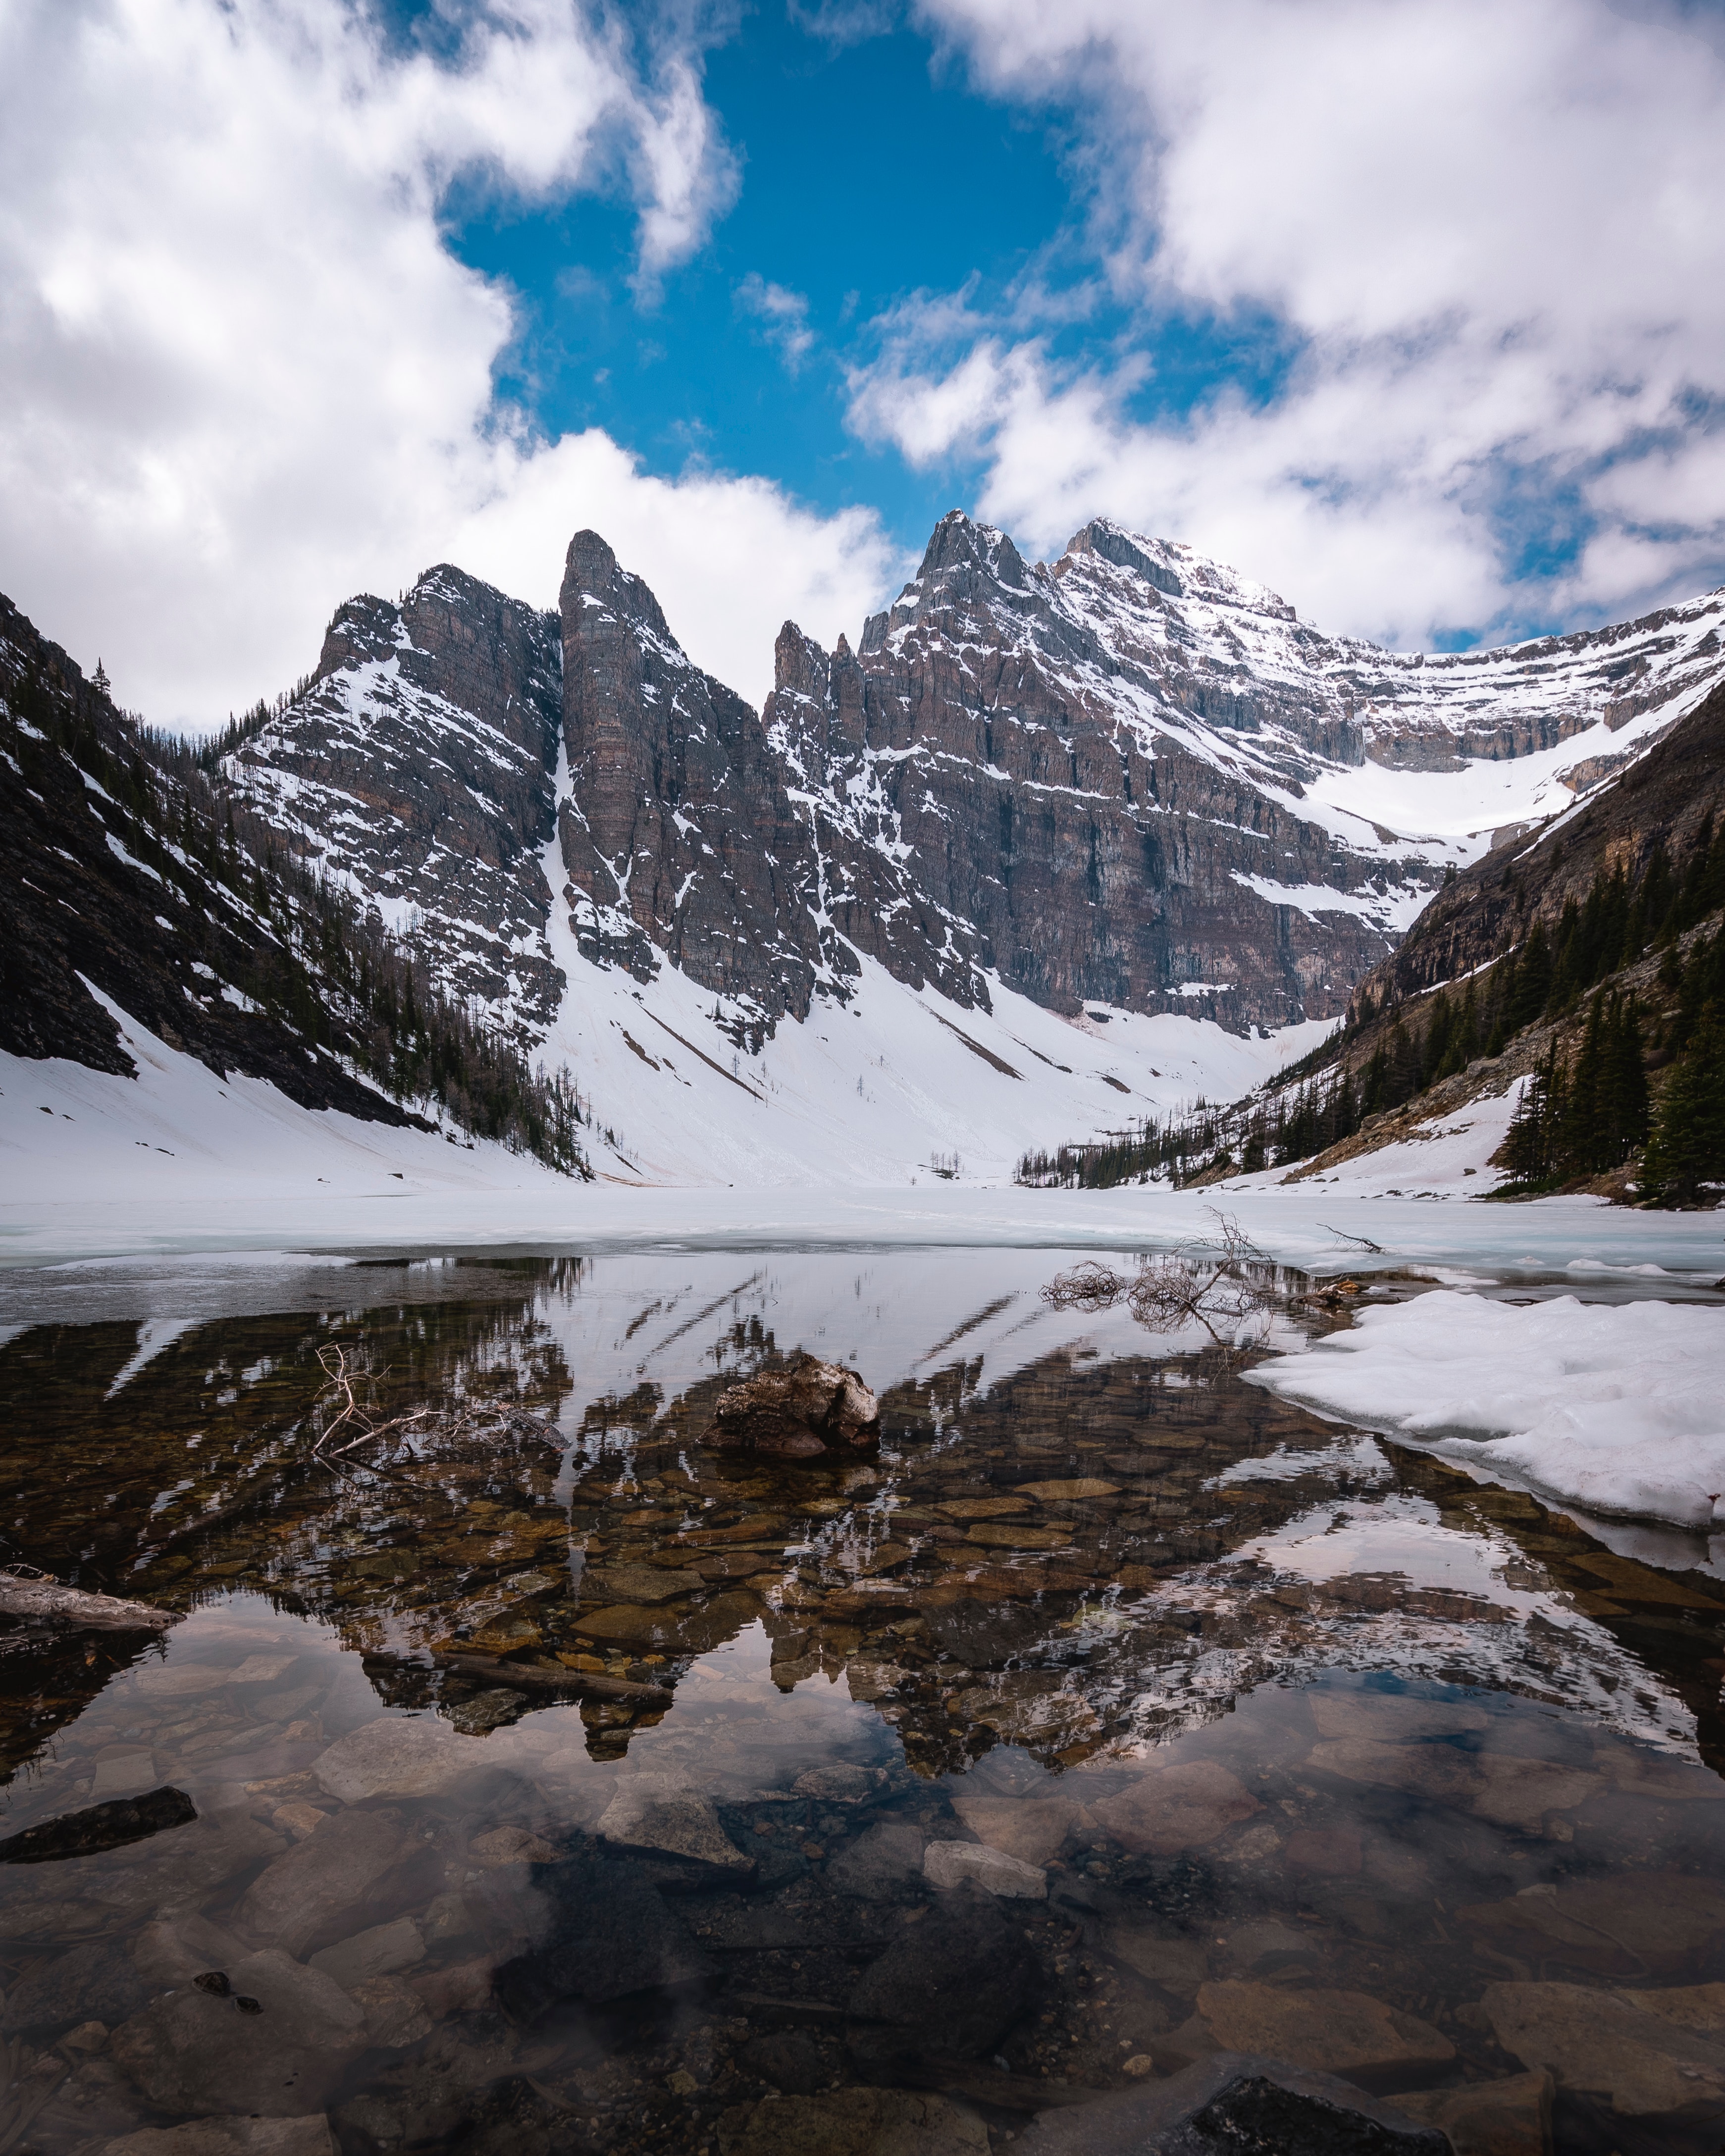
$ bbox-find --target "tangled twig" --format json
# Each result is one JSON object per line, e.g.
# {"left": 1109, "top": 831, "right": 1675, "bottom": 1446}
{"left": 1043, "top": 1211, "right": 1284, "bottom": 1351}
{"left": 311, "top": 1345, "right": 439, "bottom": 1460}
{"left": 309, "top": 1346, "right": 561, "bottom": 1465}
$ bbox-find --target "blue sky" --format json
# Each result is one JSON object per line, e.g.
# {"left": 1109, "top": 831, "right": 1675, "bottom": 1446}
{"left": 451, "top": 9, "right": 1073, "bottom": 551}
{"left": 443, "top": 3, "right": 1303, "bottom": 591}
{"left": 6, "top": 0, "right": 1725, "bottom": 721}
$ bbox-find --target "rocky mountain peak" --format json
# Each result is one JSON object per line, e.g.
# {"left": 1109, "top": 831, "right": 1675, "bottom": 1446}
{"left": 223, "top": 563, "right": 564, "bottom": 1042}
{"left": 218, "top": 509, "right": 1725, "bottom": 1080}
{"left": 557, "top": 527, "right": 828, "bottom": 1042}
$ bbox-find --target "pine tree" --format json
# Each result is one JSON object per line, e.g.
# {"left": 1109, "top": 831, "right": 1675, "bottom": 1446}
{"left": 1558, "top": 998, "right": 1606, "bottom": 1174}
{"left": 1602, "top": 995, "right": 1650, "bottom": 1167}
{"left": 1504, "top": 919, "right": 1550, "bottom": 1033}
{"left": 1642, "top": 1015, "right": 1725, "bottom": 1205}
{"left": 1501, "top": 1047, "right": 1564, "bottom": 1188}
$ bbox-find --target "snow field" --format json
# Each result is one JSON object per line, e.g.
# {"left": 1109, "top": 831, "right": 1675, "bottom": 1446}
{"left": 1251, "top": 1291, "right": 1725, "bottom": 1533}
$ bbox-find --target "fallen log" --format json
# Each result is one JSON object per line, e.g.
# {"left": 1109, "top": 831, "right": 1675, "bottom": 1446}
{"left": 0, "top": 1786, "right": 197, "bottom": 1864}
{"left": 0, "top": 1573, "right": 175, "bottom": 1632}
{"left": 434, "top": 1651, "right": 672, "bottom": 1707}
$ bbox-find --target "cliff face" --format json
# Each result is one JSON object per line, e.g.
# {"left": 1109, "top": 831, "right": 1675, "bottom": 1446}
{"left": 1352, "top": 678, "right": 1725, "bottom": 1012}
{"left": 225, "top": 566, "right": 565, "bottom": 1044}
{"left": 755, "top": 515, "right": 1724, "bottom": 1029}
{"left": 189, "top": 510, "right": 1725, "bottom": 1056}
{"left": 555, "top": 532, "right": 829, "bottom": 1045}
{"left": 762, "top": 516, "right": 1423, "bottom": 1029}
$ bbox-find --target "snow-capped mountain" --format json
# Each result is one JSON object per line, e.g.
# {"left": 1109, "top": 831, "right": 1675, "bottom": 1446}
{"left": 159, "top": 512, "right": 1725, "bottom": 1181}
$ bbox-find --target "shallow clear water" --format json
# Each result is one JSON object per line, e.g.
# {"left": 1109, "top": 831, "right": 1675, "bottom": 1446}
{"left": 3, "top": 1250, "right": 1725, "bottom": 2155}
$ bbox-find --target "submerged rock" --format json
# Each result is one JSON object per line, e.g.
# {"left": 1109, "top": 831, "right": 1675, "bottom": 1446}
{"left": 307, "top": 1916, "right": 424, "bottom": 1991}
{"left": 492, "top": 1847, "right": 711, "bottom": 2018}
{"left": 311, "top": 1718, "right": 471, "bottom": 1802}
{"left": 596, "top": 1780, "right": 756, "bottom": 1878}
{"left": 110, "top": 1950, "right": 366, "bottom": 2117}
{"left": 1482, "top": 1980, "right": 1725, "bottom": 2119}
{"left": 827, "top": 1820, "right": 927, "bottom": 1899}
{"left": 1161, "top": 1982, "right": 1455, "bottom": 2091}
{"left": 718, "top": 2088, "right": 989, "bottom": 2156}
{"left": 1089, "top": 1760, "right": 1259, "bottom": 1856}
{"left": 923, "top": 1839, "right": 1047, "bottom": 1899}
{"left": 1459, "top": 1872, "right": 1725, "bottom": 1977}
{"left": 237, "top": 1807, "right": 428, "bottom": 1958}
{"left": 1012, "top": 2053, "right": 1450, "bottom": 2155}
{"left": 949, "top": 1792, "right": 1077, "bottom": 1867}
{"left": 1, "top": 1940, "right": 151, "bottom": 2035}
{"left": 699, "top": 1356, "right": 880, "bottom": 1458}
{"left": 847, "top": 1884, "right": 1036, "bottom": 2062}
{"left": 1397, "top": 2068, "right": 1553, "bottom": 2156}
{"left": 100, "top": 2121, "right": 335, "bottom": 2156}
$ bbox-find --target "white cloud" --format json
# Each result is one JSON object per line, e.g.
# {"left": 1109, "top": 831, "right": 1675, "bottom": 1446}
{"left": 0, "top": 0, "right": 887, "bottom": 721}
{"left": 451, "top": 427, "right": 901, "bottom": 705}
{"left": 735, "top": 272, "right": 817, "bottom": 374}
{"left": 851, "top": 0, "right": 1725, "bottom": 641}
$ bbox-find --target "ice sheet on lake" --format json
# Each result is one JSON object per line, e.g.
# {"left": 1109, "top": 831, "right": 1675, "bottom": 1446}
{"left": 1250, "top": 1290, "right": 1725, "bottom": 1533}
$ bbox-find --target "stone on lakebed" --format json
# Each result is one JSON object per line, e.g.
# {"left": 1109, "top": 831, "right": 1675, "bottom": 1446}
{"left": 698, "top": 1355, "right": 880, "bottom": 1458}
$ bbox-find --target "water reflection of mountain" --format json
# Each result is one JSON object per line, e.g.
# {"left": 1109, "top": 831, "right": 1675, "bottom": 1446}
{"left": 4, "top": 1252, "right": 1723, "bottom": 1798}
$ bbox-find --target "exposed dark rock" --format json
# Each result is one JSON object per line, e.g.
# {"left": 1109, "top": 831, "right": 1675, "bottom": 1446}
{"left": 0, "top": 596, "right": 428, "bottom": 1123}
{"left": 559, "top": 528, "right": 828, "bottom": 1046}
{"left": 699, "top": 1356, "right": 881, "bottom": 1458}
{"left": 224, "top": 566, "right": 566, "bottom": 1046}
{"left": 0, "top": 1785, "right": 196, "bottom": 1865}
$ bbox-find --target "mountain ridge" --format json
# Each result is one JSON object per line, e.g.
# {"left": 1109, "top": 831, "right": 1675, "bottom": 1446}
{"left": 10, "top": 507, "right": 1725, "bottom": 1192}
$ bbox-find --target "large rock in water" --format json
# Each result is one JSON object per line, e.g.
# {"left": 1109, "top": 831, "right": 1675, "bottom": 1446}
{"left": 699, "top": 1356, "right": 880, "bottom": 1458}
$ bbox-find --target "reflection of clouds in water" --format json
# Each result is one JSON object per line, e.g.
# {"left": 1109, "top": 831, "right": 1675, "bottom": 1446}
{"left": 1052, "top": 1488, "right": 1701, "bottom": 1765}
{"left": 1207, "top": 1431, "right": 1392, "bottom": 1489}
{"left": 1239, "top": 1491, "right": 1543, "bottom": 1603}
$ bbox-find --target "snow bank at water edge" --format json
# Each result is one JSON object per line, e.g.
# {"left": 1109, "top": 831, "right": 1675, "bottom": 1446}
{"left": 1249, "top": 1292, "right": 1725, "bottom": 1532}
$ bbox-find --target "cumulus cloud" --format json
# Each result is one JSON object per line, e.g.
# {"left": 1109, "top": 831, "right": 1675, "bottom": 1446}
{"left": 852, "top": 0, "right": 1725, "bottom": 642}
{"left": 0, "top": 0, "right": 888, "bottom": 720}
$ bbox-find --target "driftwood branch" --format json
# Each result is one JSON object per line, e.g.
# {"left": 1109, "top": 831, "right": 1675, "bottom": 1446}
{"left": 0, "top": 1572, "right": 175, "bottom": 1632}
{"left": 1043, "top": 1211, "right": 1285, "bottom": 1349}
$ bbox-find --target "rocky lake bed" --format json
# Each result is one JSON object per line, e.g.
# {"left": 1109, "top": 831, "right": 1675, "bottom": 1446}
{"left": 3, "top": 1246, "right": 1725, "bottom": 2155}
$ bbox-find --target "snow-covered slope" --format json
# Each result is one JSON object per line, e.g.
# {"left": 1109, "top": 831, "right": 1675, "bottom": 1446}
{"left": 0, "top": 989, "right": 568, "bottom": 1212}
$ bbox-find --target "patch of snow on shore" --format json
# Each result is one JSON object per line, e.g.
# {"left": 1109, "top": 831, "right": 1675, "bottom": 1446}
{"left": 1249, "top": 1292, "right": 1725, "bottom": 1532}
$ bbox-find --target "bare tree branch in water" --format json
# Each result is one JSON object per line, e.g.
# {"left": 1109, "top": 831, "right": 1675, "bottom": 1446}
{"left": 1042, "top": 1212, "right": 1286, "bottom": 1351}
{"left": 309, "top": 1345, "right": 559, "bottom": 1466}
